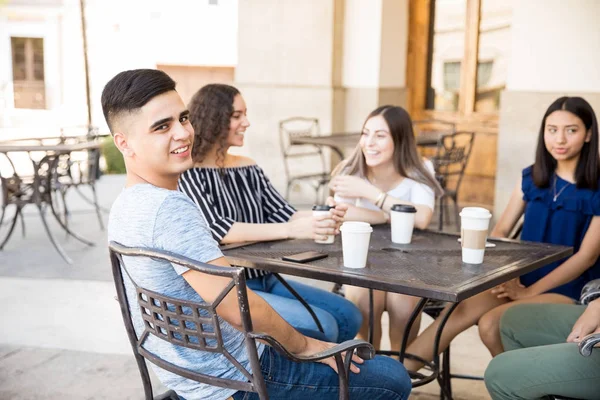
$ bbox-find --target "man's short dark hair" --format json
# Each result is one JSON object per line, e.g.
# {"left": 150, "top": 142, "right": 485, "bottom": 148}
{"left": 101, "top": 69, "right": 176, "bottom": 133}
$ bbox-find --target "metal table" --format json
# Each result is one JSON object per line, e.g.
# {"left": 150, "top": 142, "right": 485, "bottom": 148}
{"left": 0, "top": 140, "right": 102, "bottom": 263}
{"left": 291, "top": 132, "right": 443, "bottom": 159}
{"left": 223, "top": 225, "right": 572, "bottom": 398}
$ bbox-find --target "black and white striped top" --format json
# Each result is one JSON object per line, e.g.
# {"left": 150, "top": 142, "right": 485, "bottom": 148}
{"left": 178, "top": 165, "right": 296, "bottom": 279}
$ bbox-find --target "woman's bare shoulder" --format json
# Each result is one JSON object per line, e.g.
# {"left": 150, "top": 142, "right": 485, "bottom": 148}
{"left": 229, "top": 154, "right": 257, "bottom": 167}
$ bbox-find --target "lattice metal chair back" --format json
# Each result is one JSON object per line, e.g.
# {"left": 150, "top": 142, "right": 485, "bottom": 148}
{"left": 431, "top": 131, "right": 476, "bottom": 231}
{"left": 110, "top": 242, "right": 375, "bottom": 400}
{"left": 110, "top": 241, "right": 268, "bottom": 399}
{"left": 279, "top": 117, "right": 330, "bottom": 203}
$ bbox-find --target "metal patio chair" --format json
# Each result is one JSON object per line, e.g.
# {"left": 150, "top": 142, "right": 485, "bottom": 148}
{"left": 431, "top": 131, "right": 476, "bottom": 231}
{"left": 109, "top": 242, "right": 375, "bottom": 400}
{"left": 279, "top": 117, "right": 330, "bottom": 203}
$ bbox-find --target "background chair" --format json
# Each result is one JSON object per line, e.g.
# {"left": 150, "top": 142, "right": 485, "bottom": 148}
{"left": 109, "top": 242, "right": 374, "bottom": 400}
{"left": 430, "top": 131, "right": 476, "bottom": 231}
{"left": 53, "top": 127, "right": 106, "bottom": 230}
{"left": 279, "top": 117, "right": 330, "bottom": 203}
{"left": 412, "top": 119, "right": 456, "bottom": 138}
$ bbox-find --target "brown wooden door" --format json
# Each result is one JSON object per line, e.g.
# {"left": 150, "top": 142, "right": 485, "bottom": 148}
{"left": 407, "top": 0, "right": 513, "bottom": 208}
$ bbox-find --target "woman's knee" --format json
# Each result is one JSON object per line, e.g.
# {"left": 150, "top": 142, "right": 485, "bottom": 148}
{"left": 478, "top": 311, "right": 500, "bottom": 345}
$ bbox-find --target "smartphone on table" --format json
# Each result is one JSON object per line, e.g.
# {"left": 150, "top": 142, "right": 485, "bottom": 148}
{"left": 282, "top": 251, "right": 328, "bottom": 263}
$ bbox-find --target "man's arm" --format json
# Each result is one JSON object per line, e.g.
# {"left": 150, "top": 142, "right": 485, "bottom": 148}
{"left": 182, "top": 256, "right": 307, "bottom": 352}
{"left": 182, "top": 256, "right": 363, "bottom": 372}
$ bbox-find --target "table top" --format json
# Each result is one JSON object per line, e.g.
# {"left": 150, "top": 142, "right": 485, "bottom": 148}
{"left": 223, "top": 225, "right": 572, "bottom": 302}
{"left": 291, "top": 131, "right": 441, "bottom": 149}
{"left": 0, "top": 141, "right": 102, "bottom": 153}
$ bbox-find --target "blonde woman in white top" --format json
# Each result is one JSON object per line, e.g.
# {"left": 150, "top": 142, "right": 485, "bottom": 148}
{"left": 330, "top": 105, "right": 443, "bottom": 352}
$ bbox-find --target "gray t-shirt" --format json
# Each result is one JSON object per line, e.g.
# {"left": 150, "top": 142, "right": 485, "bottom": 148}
{"left": 108, "top": 184, "right": 264, "bottom": 400}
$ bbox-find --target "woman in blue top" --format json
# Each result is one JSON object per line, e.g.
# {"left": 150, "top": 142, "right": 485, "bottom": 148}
{"left": 178, "top": 84, "right": 362, "bottom": 343}
{"left": 404, "top": 96, "right": 600, "bottom": 371}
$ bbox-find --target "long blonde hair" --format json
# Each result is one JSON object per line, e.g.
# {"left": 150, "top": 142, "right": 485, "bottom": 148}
{"left": 333, "top": 105, "right": 443, "bottom": 197}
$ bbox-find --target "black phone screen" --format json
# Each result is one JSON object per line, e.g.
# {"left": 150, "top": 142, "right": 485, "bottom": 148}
{"left": 282, "top": 251, "right": 328, "bottom": 263}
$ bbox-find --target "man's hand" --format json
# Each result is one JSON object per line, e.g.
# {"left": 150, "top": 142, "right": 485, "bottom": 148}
{"left": 567, "top": 299, "right": 600, "bottom": 343}
{"left": 295, "top": 337, "right": 364, "bottom": 374}
{"left": 491, "top": 278, "right": 532, "bottom": 300}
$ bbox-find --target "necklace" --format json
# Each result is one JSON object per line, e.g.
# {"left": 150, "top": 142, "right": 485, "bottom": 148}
{"left": 553, "top": 176, "right": 571, "bottom": 202}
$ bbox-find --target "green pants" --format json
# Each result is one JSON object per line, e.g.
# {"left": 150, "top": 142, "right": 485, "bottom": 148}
{"left": 485, "top": 303, "right": 600, "bottom": 400}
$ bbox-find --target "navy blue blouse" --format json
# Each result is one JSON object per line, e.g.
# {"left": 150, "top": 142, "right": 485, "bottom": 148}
{"left": 520, "top": 166, "right": 600, "bottom": 300}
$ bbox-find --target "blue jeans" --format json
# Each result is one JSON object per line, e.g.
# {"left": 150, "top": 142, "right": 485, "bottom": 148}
{"left": 232, "top": 346, "right": 411, "bottom": 400}
{"left": 247, "top": 274, "right": 362, "bottom": 343}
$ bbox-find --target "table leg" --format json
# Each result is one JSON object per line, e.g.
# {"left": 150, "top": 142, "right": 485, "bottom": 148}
{"left": 432, "top": 302, "right": 459, "bottom": 400}
{"left": 0, "top": 205, "right": 22, "bottom": 250}
{"left": 36, "top": 202, "right": 73, "bottom": 264}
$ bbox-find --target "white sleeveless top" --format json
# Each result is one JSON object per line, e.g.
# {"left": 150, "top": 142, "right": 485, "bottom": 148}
{"left": 334, "top": 159, "right": 436, "bottom": 211}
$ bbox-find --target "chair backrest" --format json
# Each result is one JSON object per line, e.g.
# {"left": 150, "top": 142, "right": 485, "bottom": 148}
{"left": 431, "top": 131, "right": 475, "bottom": 194}
{"left": 278, "top": 117, "right": 328, "bottom": 180}
{"left": 108, "top": 242, "right": 268, "bottom": 400}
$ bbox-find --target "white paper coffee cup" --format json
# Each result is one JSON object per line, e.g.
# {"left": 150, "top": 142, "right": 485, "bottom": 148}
{"left": 459, "top": 207, "right": 492, "bottom": 264}
{"left": 312, "top": 205, "right": 335, "bottom": 244}
{"left": 390, "top": 204, "right": 417, "bottom": 244}
{"left": 339, "top": 221, "right": 373, "bottom": 268}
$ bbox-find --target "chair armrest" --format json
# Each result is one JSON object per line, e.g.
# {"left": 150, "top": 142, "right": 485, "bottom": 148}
{"left": 579, "top": 332, "right": 600, "bottom": 357}
{"left": 580, "top": 279, "right": 600, "bottom": 305}
{"left": 248, "top": 333, "right": 375, "bottom": 362}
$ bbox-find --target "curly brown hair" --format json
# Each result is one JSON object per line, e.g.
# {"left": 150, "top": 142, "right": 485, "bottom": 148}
{"left": 189, "top": 83, "right": 240, "bottom": 166}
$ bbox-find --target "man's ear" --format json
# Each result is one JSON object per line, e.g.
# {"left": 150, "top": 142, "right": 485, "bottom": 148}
{"left": 113, "top": 132, "right": 134, "bottom": 157}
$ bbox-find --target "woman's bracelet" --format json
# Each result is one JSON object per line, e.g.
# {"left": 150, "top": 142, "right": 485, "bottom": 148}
{"left": 374, "top": 191, "right": 385, "bottom": 207}
{"left": 378, "top": 193, "right": 388, "bottom": 209}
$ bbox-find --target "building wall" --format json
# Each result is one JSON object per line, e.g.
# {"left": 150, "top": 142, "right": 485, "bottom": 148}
{"left": 0, "top": 0, "right": 238, "bottom": 139}
{"left": 495, "top": 0, "right": 600, "bottom": 217}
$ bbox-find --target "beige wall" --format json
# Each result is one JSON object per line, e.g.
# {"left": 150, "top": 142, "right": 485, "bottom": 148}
{"left": 495, "top": 0, "right": 600, "bottom": 217}
{"left": 236, "top": 0, "right": 410, "bottom": 203}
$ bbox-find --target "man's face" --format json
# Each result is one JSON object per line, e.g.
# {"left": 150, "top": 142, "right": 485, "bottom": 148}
{"left": 115, "top": 90, "right": 194, "bottom": 186}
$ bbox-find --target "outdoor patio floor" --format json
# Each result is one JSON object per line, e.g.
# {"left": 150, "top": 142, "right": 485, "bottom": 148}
{"left": 0, "top": 174, "right": 491, "bottom": 399}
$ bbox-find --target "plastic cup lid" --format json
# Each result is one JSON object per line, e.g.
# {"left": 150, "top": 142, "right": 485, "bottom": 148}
{"left": 459, "top": 207, "right": 491, "bottom": 219}
{"left": 340, "top": 221, "right": 373, "bottom": 233}
{"left": 312, "top": 205, "right": 333, "bottom": 211}
{"left": 391, "top": 204, "right": 417, "bottom": 213}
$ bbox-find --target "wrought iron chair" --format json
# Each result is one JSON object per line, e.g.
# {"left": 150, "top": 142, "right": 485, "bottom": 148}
{"left": 109, "top": 242, "right": 375, "bottom": 400}
{"left": 431, "top": 131, "right": 476, "bottom": 231}
{"left": 279, "top": 117, "right": 330, "bottom": 203}
{"left": 413, "top": 119, "right": 456, "bottom": 138}
{"left": 0, "top": 152, "right": 29, "bottom": 248}
{"left": 53, "top": 127, "right": 106, "bottom": 230}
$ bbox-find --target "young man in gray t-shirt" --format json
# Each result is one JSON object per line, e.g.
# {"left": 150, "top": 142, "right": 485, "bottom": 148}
{"left": 102, "top": 69, "right": 410, "bottom": 400}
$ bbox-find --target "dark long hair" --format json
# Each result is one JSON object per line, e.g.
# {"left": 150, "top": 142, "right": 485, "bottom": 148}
{"left": 188, "top": 83, "right": 240, "bottom": 167}
{"left": 334, "top": 105, "right": 443, "bottom": 196}
{"left": 533, "top": 96, "right": 600, "bottom": 189}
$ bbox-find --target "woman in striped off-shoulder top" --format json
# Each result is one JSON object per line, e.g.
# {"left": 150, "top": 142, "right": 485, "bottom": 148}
{"left": 178, "top": 84, "right": 362, "bottom": 343}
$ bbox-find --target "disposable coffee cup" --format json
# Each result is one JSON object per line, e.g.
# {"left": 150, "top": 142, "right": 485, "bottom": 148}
{"left": 312, "top": 205, "right": 335, "bottom": 244}
{"left": 459, "top": 207, "right": 492, "bottom": 264}
{"left": 390, "top": 204, "right": 417, "bottom": 244}
{"left": 339, "top": 221, "right": 373, "bottom": 268}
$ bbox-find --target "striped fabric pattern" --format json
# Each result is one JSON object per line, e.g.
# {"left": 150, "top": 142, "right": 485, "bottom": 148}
{"left": 178, "top": 165, "right": 296, "bottom": 279}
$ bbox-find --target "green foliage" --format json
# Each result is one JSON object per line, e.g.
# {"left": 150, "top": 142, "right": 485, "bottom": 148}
{"left": 101, "top": 136, "right": 126, "bottom": 174}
